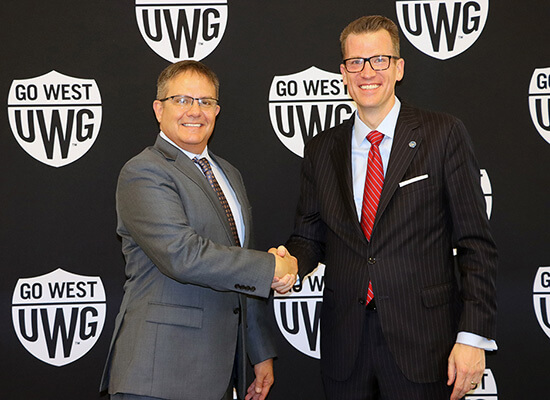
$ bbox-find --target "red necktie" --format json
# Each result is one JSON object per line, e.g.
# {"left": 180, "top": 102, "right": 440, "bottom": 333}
{"left": 194, "top": 157, "right": 241, "bottom": 247}
{"left": 360, "top": 130, "right": 384, "bottom": 305}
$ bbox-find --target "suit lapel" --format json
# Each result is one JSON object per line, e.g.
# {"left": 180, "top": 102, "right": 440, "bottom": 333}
{"left": 210, "top": 152, "right": 251, "bottom": 248}
{"left": 329, "top": 118, "right": 369, "bottom": 242}
{"left": 153, "top": 136, "right": 239, "bottom": 247}
{"left": 374, "top": 104, "right": 422, "bottom": 228}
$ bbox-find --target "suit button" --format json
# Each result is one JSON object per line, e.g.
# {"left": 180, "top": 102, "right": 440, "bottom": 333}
{"left": 233, "top": 308, "right": 240, "bottom": 314}
{"left": 358, "top": 298, "right": 365, "bottom": 305}
{"left": 368, "top": 257, "right": 376, "bottom": 264}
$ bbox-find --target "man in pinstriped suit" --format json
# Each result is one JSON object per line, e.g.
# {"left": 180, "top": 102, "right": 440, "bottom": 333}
{"left": 285, "top": 16, "right": 497, "bottom": 400}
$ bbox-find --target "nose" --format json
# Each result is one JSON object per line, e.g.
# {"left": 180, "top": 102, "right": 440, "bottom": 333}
{"left": 360, "top": 62, "right": 377, "bottom": 78}
{"left": 185, "top": 99, "right": 202, "bottom": 115}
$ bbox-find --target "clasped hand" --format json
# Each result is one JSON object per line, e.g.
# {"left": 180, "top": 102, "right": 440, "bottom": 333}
{"left": 269, "top": 245, "right": 297, "bottom": 294}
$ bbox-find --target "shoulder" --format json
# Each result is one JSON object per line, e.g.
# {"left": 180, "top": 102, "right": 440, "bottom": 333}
{"left": 118, "top": 140, "right": 179, "bottom": 187}
{"left": 210, "top": 151, "right": 238, "bottom": 173}
{"left": 304, "top": 116, "right": 354, "bottom": 153}
{"left": 399, "top": 102, "right": 465, "bottom": 131}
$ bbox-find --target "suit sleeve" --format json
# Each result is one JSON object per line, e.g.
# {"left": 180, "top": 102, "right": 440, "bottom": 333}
{"left": 116, "top": 155, "right": 275, "bottom": 298}
{"left": 444, "top": 119, "right": 498, "bottom": 339}
{"left": 286, "top": 143, "right": 327, "bottom": 279}
{"left": 245, "top": 295, "right": 277, "bottom": 365}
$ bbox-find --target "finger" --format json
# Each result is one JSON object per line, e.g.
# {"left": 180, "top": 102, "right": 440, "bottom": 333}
{"left": 451, "top": 371, "right": 471, "bottom": 400}
{"left": 277, "top": 245, "right": 288, "bottom": 257}
{"left": 258, "top": 386, "right": 270, "bottom": 400}
{"left": 447, "top": 356, "right": 456, "bottom": 386}
{"left": 278, "top": 274, "right": 292, "bottom": 286}
{"left": 245, "top": 381, "right": 256, "bottom": 400}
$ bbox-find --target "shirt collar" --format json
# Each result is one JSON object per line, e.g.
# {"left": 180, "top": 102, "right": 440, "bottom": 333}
{"left": 353, "top": 97, "right": 401, "bottom": 146}
{"left": 160, "top": 131, "right": 209, "bottom": 160}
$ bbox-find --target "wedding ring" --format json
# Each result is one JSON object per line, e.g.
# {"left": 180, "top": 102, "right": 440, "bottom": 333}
{"left": 470, "top": 381, "right": 478, "bottom": 389}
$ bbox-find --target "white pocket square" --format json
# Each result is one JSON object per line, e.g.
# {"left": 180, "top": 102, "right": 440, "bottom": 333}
{"left": 399, "top": 174, "right": 429, "bottom": 188}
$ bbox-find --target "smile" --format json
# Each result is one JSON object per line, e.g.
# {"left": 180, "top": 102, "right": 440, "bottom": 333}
{"left": 360, "top": 84, "right": 380, "bottom": 90}
{"left": 182, "top": 123, "right": 202, "bottom": 127}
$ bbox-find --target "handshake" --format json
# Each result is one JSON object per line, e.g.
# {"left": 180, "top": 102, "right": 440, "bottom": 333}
{"left": 269, "top": 246, "right": 298, "bottom": 294}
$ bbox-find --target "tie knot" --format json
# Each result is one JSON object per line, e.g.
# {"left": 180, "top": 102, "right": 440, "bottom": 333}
{"left": 367, "top": 130, "right": 384, "bottom": 147}
{"left": 193, "top": 157, "right": 211, "bottom": 172}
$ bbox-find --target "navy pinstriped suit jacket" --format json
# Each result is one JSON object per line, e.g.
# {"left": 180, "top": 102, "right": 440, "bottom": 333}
{"left": 286, "top": 103, "right": 498, "bottom": 383}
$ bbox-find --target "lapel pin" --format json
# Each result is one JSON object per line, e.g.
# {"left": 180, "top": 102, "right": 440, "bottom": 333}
{"left": 409, "top": 141, "right": 417, "bottom": 148}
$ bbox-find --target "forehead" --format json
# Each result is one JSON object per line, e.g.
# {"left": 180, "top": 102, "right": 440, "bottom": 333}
{"left": 166, "top": 71, "right": 216, "bottom": 96}
{"left": 344, "top": 30, "right": 394, "bottom": 57}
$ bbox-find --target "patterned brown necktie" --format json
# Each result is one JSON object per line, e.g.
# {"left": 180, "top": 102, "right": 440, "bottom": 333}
{"left": 360, "top": 130, "right": 384, "bottom": 305}
{"left": 193, "top": 157, "right": 241, "bottom": 247}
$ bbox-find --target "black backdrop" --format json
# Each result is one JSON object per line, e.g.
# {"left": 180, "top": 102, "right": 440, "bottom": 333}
{"left": 1, "top": 1, "right": 549, "bottom": 399}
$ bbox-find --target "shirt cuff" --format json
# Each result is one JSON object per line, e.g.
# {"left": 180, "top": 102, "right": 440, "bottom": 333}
{"left": 456, "top": 331, "right": 498, "bottom": 351}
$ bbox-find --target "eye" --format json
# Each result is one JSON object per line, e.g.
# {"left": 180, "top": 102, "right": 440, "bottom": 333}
{"left": 200, "top": 99, "right": 214, "bottom": 107}
{"left": 177, "top": 96, "right": 193, "bottom": 106}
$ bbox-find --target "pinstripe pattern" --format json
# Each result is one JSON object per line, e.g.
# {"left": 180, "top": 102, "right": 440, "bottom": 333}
{"left": 286, "top": 104, "right": 498, "bottom": 388}
{"left": 322, "top": 311, "right": 453, "bottom": 400}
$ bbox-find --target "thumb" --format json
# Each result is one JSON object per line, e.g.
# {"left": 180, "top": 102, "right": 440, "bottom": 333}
{"left": 277, "top": 245, "right": 287, "bottom": 257}
{"left": 255, "top": 378, "right": 264, "bottom": 394}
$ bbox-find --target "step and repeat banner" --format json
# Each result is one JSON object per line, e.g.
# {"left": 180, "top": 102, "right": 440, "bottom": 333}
{"left": 1, "top": 1, "right": 549, "bottom": 399}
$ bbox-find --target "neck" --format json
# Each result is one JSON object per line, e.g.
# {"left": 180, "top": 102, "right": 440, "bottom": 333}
{"left": 356, "top": 100, "right": 395, "bottom": 130}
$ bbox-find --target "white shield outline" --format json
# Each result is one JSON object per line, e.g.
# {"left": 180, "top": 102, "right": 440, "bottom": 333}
{"left": 7, "top": 70, "right": 102, "bottom": 168}
{"left": 273, "top": 264, "right": 325, "bottom": 359}
{"left": 268, "top": 66, "right": 356, "bottom": 157}
{"left": 135, "top": 0, "right": 228, "bottom": 62}
{"left": 12, "top": 268, "right": 106, "bottom": 367}
{"left": 396, "top": 0, "right": 489, "bottom": 60}
{"left": 533, "top": 266, "right": 550, "bottom": 340}
{"left": 528, "top": 67, "right": 550, "bottom": 145}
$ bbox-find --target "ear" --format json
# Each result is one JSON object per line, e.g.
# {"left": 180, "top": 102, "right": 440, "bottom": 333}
{"left": 340, "top": 64, "right": 349, "bottom": 85}
{"left": 396, "top": 58, "right": 405, "bottom": 82}
{"left": 152, "top": 100, "right": 164, "bottom": 123}
{"left": 214, "top": 104, "right": 220, "bottom": 117}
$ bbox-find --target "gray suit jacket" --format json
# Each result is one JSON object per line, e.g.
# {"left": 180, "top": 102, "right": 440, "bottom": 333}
{"left": 100, "top": 136, "right": 276, "bottom": 400}
{"left": 286, "top": 104, "right": 498, "bottom": 383}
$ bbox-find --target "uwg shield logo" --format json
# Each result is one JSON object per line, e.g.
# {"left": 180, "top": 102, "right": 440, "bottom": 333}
{"left": 396, "top": 1, "right": 489, "bottom": 60}
{"left": 269, "top": 66, "right": 356, "bottom": 157}
{"left": 7, "top": 71, "right": 102, "bottom": 168}
{"left": 533, "top": 266, "right": 550, "bottom": 340}
{"left": 274, "top": 264, "right": 325, "bottom": 358}
{"left": 465, "top": 368, "right": 498, "bottom": 399}
{"left": 528, "top": 68, "right": 550, "bottom": 145}
{"left": 135, "top": 0, "right": 228, "bottom": 62}
{"left": 12, "top": 268, "right": 106, "bottom": 366}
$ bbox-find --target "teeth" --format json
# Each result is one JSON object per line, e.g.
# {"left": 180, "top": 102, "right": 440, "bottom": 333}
{"left": 183, "top": 123, "right": 201, "bottom": 127}
{"left": 361, "top": 84, "right": 380, "bottom": 89}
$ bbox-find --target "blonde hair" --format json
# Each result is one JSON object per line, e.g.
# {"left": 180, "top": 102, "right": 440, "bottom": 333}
{"left": 340, "top": 15, "right": 400, "bottom": 58}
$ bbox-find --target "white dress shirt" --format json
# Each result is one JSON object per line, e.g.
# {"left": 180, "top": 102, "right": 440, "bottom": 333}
{"left": 160, "top": 132, "right": 245, "bottom": 246}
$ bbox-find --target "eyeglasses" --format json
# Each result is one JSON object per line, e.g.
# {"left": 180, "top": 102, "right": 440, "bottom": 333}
{"left": 159, "top": 95, "right": 219, "bottom": 110}
{"left": 342, "top": 55, "right": 399, "bottom": 73}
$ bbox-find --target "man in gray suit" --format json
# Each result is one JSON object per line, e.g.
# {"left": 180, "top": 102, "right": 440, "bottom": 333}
{"left": 100, "top": 60, "right": 297, "bottom": 400}
{"left": 285, "top": 15, "right": 497, "bottom": 400}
